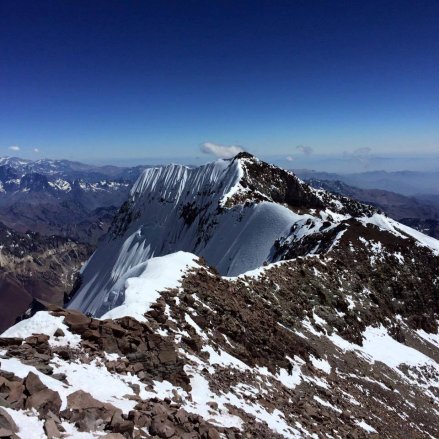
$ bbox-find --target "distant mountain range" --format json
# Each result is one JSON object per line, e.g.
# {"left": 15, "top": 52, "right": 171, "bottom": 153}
{"left": 0, "top": 157, "right": 152, "bottom": 244}
{"left": 0, "top": 156, "right": 148, "bottom": 181}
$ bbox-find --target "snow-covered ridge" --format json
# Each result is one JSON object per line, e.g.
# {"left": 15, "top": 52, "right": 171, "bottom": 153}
{"left": 68, "top": 154, "right": 439, "bottom": 318}
{"left": 130, "top": 159, "right": 241, "bottom": 205}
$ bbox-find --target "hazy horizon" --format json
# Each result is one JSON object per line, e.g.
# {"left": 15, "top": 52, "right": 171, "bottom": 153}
{"left": 2, "top": 150, "right": 439, "bottom": 174}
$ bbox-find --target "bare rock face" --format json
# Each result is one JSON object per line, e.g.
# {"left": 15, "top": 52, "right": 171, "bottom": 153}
{"left": 0, "top": 222, "right": 93, "bottom": 333}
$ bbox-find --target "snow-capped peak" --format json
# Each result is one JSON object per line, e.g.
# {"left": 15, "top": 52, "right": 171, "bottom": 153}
{"left": 68, "top": 154, "right": 439, "bottom": 319}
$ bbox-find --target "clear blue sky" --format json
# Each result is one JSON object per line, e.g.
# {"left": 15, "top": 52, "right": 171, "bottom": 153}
{"left": 1, "top": 1, "right": 439, "bottom": 169}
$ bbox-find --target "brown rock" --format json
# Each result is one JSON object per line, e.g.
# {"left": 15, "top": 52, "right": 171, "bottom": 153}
{"left": 0, "top": 372, "right": 15, "bottom": 381}
{"left": 0, "top": 427, "right": 14, "bottom": 437}
{"left": 25, "top": 334, "right": 50, "bottom": 345}
{"left": 55, "top": 348, "right": 71, "bottom": 361}
{"left": 158, "top": 349, "right": 177, "bottom": 364}
{"left": 68, "top": 390, "right": 109, "bottom": 410}
{"left": 100, "top": 434, "right": 126, "bottom": 439}
{"left": 62, "top": 311, "right": 91, "bottom": 334}
{"left": 0, "top": 378, "right": 24, "bottom": 409}
{"left": 132, "top": 363, "right": 144, "bottom": 373}
{"left": 149, "top": 418, "right": 175, "bottom": 438}
{"left": 53, "top": 328, "right": 65, "bottom": 337}
{"left": 24, "top": 372, "right": 46, "bottom": 395}
{"left": 44, "top": 418, "right": 61, "bottom": 438}
{"left": 174, "top": 407, "right": 188, "bottom": 424}
{"left": 110, "top": 411, "right": 134, "bottom": 435}
{"left": 66, "top": 390, "right": 121, "bottom": 432}
{"left": 25, "top": 388, "right": 62, "bottom": 416}
{"left": 129, "top": 410, "right": 150, "bottom": 429}
{"left": 0, "top": 397, "right": 10, "bottom": 409}
{"left": 0, "top": 338, "right": 22, "bottom": 348}
{"left": 206, "top": 427, "right": 221, "bottom": 439}
{"left": 0, "top": 407, "right": 18, "bottom": 432}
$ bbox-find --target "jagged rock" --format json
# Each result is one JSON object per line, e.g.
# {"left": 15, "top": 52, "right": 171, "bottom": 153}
{"left": 51, "top": 373, "right": 67, "bottom": 382}
{"left": 61, "top": 310, "right": 91, "bottom": 334}
{"left": 43, "top": 418, "right": 61, "bottom": 438}
{"left": 110, "top": 411, "right": 134, "bottom": 435}
{"left": 174, "top": 407, "right": 189, "bottom": 424}
{"left": 149, "top": 418, "right": 175, "bottom": 438}
{"left": 24, "top": 371, "right": 46, "bottom": 395}
{"left": 0, "top": 339, "right": 22, "bottom": 349}
{"left": 25, "top": 388, "right": 61, "bottom": 416}
{"left": 53, "top": 328, "right": 65, "bottom": 337}
{"left": 0, "top": 408, "right": 17, "bottom": 433}
{"left": 0, "top": 377, "right": 24, "bottom": 410}
{"left": 65, "top": 390, "right": 121, "bottom": 432}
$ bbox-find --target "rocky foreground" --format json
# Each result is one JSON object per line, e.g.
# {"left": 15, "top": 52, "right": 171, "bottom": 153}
{"left": 1, "top": 242, "right": 439, "bottom": 438}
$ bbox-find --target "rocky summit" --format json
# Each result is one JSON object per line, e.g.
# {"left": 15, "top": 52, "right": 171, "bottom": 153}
{"left": 1, "top": 154, "right": 439, "bottom": 438}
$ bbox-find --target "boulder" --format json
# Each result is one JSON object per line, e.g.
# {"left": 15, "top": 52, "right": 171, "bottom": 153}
{"left": 149, "top": 418, "right": 175, "bottom": 438}
{"left": 206, "top": 427, "right": 221, "bottom": 439}
{"left": 109, "top": 411, "right": 134, "bottom": 435}
{"left": 53, "top": 328, "right": 65, "bottom": 337}
{"left": 44, "top": 418, "right": 61, "bottom": 438}
{"left": 0, "top": 338, "right": 22, "bottom": 348}
{"left": 61, "top": 311, "right": 91, "bottom": 334}
{"left": 67, "top": 390, "right": 108, "bottom": 410}
{"left": 25, "top": 388, "right": 62, "bottom": 416}
{"left": 0, "top": 427, "right": 15, "bottom": 437}
{"left": 0, "top": 407, "right": 18, "bottom": 433}
{"left": 174, "top": 407, "right": 188, "bottom": 424}
{"left": 24, "top": 372, "right": 46, "bottom": 395}
{"left": 65, "top": 390, "right": 121, "bottom": 432}
{"left": 158, "top": 349, "right": 177, "bottom": 364}
{"left": 0, "top": 378, "right": 25, "bottom": 409}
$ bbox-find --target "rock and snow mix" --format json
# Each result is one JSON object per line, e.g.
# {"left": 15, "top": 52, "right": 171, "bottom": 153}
{"left": 1, "top": 154, "right": 439, "bottom": 438}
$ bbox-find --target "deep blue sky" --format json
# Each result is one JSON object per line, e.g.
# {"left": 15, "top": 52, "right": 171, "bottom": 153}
{"left": 1, "top": 1, "right": 439, "bottom": 170}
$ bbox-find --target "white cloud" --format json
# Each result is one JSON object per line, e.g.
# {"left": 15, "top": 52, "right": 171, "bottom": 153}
{"left": 9, "top": 145, "right": 20, "bottom": 151}
{"left": 33, "top": 148, "right": 39, "bottom": 153}
{"left": 200, "top": 142, "right": 244, "bottom": 159}
{"left": 286, "top": 156, "right": 294, "bottom": 162}
{"left": 296, "top": 144, "right": 313, "bottom": 156}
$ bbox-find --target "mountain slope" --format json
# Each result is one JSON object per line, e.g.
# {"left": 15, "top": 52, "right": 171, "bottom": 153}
{"left": 68, "top": 153, "right": 376, "bottom": 317}
{"left": 1, "top": 240, "right": 439, "bottom": 437}
{"left": 307, "top": 178, "right": 439, "bottom": 239}
{"left": 0, "top": 223, "right": 92, "bottom": 332}
{"left": 1, "top": 154, "right": 438, "bottom": 438}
